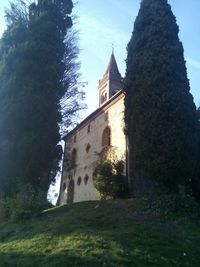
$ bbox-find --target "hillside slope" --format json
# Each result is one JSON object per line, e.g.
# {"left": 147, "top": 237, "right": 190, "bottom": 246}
{"left": 0, "top": 199, "right": 199, "bottom": 267}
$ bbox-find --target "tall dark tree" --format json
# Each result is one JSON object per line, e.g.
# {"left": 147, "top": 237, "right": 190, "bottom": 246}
{"left": 191, "top": 108, "right": 200, "bottom": 202}
{"left": 0, "top": 8, "right": 29, "bottom": 196}
{"left": 0, "top": 0, "right": 83, "bottom": 197}
{"left": 125, "top": 0, "right": 198, "bottom": 195}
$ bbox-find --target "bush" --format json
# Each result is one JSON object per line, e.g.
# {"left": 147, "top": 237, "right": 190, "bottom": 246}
{"left": 93, "top": 157, "right": 128, "bottom": 199}
{"left": 6, "top": 184, "right": 51, "bottom": 222}
{"left": 144, "top": 194, "right": 200, "bottom": 220}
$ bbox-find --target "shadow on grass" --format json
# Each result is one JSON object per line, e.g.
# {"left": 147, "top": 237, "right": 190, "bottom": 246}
{"left": 0, "top": 200, "right": 133, "bottom": 244}
{"left": 0, "top": 251, "right": 116, "bottom": 267}
{"left": 0, "top": 199, "right": 200, "bottom": 267}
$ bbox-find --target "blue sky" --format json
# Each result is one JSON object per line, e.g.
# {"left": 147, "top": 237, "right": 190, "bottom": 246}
{"left": 75, "top": 0, "right": 200, "bottom": 114}
{"left": 0, "top": 0, "right": 199, "bottom": 115}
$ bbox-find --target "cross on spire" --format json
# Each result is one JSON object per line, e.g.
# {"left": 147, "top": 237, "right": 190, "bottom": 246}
{"left": 112, "top": 42, "right": 115, "bottom": 54}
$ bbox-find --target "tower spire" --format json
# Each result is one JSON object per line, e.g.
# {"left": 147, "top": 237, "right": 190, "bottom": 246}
{"left": 98, "top": 51, "right": 123, "bottom": 107}
{"left": 105, "top": 51, "right": 121, "bottom": 77}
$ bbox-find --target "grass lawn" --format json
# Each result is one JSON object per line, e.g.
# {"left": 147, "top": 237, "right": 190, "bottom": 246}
{"left": 0, "top": 199, "right": 199, "bottom": 267}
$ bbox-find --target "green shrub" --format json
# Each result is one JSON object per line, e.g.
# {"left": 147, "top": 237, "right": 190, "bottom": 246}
{"left": 93, "top": 158, "right": 128, "bottom": 199}
{"left": 144, "top": 194, "right": 200, "bottom": 220}
{"left": 6, "top": 184, "right": 51, "bottom": 222}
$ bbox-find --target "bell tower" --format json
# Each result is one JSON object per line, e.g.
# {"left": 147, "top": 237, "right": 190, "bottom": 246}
{"left": 98, "top": 52, "right": 123, "bottom": 107}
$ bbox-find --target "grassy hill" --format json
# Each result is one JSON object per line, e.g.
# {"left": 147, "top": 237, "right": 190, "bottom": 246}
{"left": 0, "top": 199, "right": 200, "bottom": 267}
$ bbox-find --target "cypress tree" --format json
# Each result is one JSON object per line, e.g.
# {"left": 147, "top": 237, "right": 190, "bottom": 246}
{"left": 125, "top": 0, "right": 198, "bottom": 194}
{"left": 0, "top": 0, "right": 83, "bottom": 197}
{"left": 191, "top": 108, "right": 200, "bottom": 202}
{"left": 0, "top": 13, "right": 29, "bottom": 196}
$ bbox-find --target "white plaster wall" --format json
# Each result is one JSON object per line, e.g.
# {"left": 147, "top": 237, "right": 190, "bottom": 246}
{"left": 59, "top": 94, "right": 126, "bottom": 204}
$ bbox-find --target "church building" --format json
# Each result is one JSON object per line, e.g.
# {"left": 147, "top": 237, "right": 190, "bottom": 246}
{"left": 59, "top": 53, "right": 127, "bottom": 204}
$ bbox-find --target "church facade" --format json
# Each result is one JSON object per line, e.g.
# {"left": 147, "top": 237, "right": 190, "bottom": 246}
{"left": 59, "top": 53, "right": 127, "bottom": 205}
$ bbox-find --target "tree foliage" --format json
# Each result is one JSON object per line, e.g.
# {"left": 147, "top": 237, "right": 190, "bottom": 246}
{"left": 93, "top": 152, "right": 128, "bottom": 199}
{"left": 125, "top": 0, "right": 198, "bottom": 194}
{"left": 191, "top": 108, "right": 200, "bottom": 202}
{"left": 0, "top": 0, "right": 84, "bottom": 197}
{"left": 6, "top": 184, "right": 51, "bottom": 222}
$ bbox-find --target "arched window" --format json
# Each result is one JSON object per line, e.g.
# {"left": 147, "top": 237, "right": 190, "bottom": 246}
{"left": 102, "top": 126, "right": 111, "bottom": 147}
{"left": 71, "top": 148, "right": 77, "bottom": 165}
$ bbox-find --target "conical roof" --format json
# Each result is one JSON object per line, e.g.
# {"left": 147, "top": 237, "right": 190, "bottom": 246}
{"left": 105, "top": 52, "right": 121, "bottom": 77}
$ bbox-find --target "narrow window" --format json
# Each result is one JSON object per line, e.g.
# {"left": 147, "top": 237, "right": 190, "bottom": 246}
{"left": 101, "top": 94, "right": 104, "bottom": 104}
{"left": 102, "top": 126, "right": 111, "bottom": 147}
{"left": 71, "top": 148, "right": 77, "bottom": 165}
{"left": 105, "top": 92, "right": 107, "bottom": 101}
{"left": 86, "top": 143, "right": 91, "bottom": 153}
{"left": 84, "top": 175, "right": 89, "bottom": 185}
{"left": 101, "top": 91, "right": 107, "bottom": 104}
{"left": 87, "top": 124, "right": 90, "bottom": 133}
{"left": 62, "top": 183, "right": 67, "bottom": 192}
{"left": 77, "top": 176, "right": 82, "bottom": 186}
{"left": 105, "top": 112, "right": 109, "bottom": 122}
